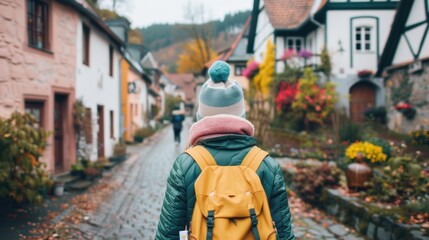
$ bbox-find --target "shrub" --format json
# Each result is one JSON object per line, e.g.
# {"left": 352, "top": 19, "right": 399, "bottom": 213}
{"left": 364, "top": 107, "right": 387, "bottom": 124}
{"left": 113, "top": 143, "right": 127, "bottom": 156}
{"left": 339, "top": 121, "right": 363, "bottom": 144}
{"left": 134, "top": 127, "right": 156, "bottom": 138}
{"left": 363, "top": 144, "right": 428, "bottom": 204}
{"left": 292, "top": 68, "right": 338, "bottom": 128}
{"left": 365, "top": 137, "right": 392, "bottom": 159}
{"left": 293, "top": 162, "right": 341, "bottom": 203}
{"left": 0, "top": 112, "right": 53, "bottom": 204}
{"left": 411, "top": 129, "right": 429, "bottom": 145}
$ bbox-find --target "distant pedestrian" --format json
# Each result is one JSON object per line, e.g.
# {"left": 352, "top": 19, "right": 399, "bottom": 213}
{"left": 156, "top": 61, "right": 295, "bottom": 240}
{"left": 171, "top": 109, "right": 185, "bottom": 144}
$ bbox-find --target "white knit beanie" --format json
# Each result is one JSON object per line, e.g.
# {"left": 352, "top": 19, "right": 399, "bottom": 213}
{"left": 196, "top": 61, "right": 245, "bottom": 121}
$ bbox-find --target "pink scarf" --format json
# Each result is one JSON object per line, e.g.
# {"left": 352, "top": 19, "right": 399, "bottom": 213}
{"left": 186, "top": 114, "right": 255, "bottom": 148}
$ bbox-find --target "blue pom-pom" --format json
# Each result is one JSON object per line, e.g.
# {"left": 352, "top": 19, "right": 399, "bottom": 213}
{"left": 208, "top": 61, "right": 230, "bottom": 83}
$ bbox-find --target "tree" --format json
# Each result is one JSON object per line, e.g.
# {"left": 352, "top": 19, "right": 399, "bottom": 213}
{"left": 253, "top": 40, "right": 275, "bottom": 97}
{"left": 179, "top": 2, "right": 216, "bottom": 72}
{"left": 176, "top": 39, "right": 216, "bottom": 73}
{"left": 129, "top": 28, "right": 143, "bottom": 45}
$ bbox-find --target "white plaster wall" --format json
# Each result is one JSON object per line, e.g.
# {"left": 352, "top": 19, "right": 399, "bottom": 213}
{"left": 392, "top": 0, "right": 429, "bottom": 65}
{"left": 136, "top": 80, "right": 148, "bottom": 127}
{"left": 254, "top": 9, "right": 274, "bottom": 62}
{"left": 275, "top": 36, "right": 284, "bottom": 72}
{"left": 76, "top": 18, "right": 121, "bottom": 160}
{"left": 326, "top": 10, "right": 396, "bottom": 77}
{"left": 406, "top": 0, "right": 427, "bottom": 27}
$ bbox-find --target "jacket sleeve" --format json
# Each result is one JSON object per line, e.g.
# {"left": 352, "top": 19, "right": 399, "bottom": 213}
{"left": 155, "top": 157, "right": 187, "bottom": 240}
{"left": 269, "top": 163, "right": 295, "bottom": 240}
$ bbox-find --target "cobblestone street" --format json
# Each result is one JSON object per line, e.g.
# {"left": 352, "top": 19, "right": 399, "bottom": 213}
{"left": 74, "top": 119, "right": 192, "bottom": 239}
{"left": 71, "top": 118, "right": 365, "bottom": 240}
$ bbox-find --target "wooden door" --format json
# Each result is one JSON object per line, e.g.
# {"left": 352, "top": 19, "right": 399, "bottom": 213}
{"left": 350, "top": 81, "right": 376, "bottom": 123}
{"left": 97, "top": 105, "right": 105, "bottom": 158}
{"left": 54, "top": 95, "right": 67, "bottom": 169}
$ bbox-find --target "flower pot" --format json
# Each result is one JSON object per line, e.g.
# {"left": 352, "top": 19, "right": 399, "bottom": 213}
{"left": 133, "top": 136, "right": 144, "bottom": 143}
{"left": 345, "top": 156, "right": 373, "bottom": 191}
{"left": 54, "top": 183, "right": 64, "bottom": 197}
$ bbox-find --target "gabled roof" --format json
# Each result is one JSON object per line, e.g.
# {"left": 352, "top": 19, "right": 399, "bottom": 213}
{"left": 205, "top": 17, "right": 252, "bottom": 68}
{"left": 376, "top": 0, "right": 414, "bottom": 77}
{"left": 164, "top": 73, "right": 196, "bottom": 102}
{"left": 59, "top": 0, "right": 124, "bottom": 46}
{"left": 265, "top": 0, "right": 314, "bottom": 30}
{"left": 247, "top": 0, "right": 320, "bottom": 53}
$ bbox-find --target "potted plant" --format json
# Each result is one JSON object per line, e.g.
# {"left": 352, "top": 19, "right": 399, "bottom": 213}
{"left": 357, "top": 69, "right": 374, "bottom": 78}
{"left": 71, "top": 161, "right": 85, "bottom": 179}
{"left": 133, "top": 127, "right": 155, "bottom": 143}
{"left": 344, "top": 141, "right": 387, "bottom": 191}
{"left": 394, "top": 101, "right": 417, "bottom": 120}
{"left": 84, "top": 166, "right": 100, "bottom": 181}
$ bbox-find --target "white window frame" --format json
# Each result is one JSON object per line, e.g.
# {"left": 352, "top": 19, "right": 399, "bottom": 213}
{"left": 285, "top": 37, "right": 304, "bottom": 52}
{"left": 355, "top": 26, "right": 372, "bottom": 52}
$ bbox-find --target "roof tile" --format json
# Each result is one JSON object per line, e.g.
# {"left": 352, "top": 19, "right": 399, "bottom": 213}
{"left": 265, "top": 0, "right": 314, "bottom": 29}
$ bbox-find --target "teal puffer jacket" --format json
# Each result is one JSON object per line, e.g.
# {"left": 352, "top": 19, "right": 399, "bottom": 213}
{"left": 155, "top": 135, "right": 295, "bottom": 240}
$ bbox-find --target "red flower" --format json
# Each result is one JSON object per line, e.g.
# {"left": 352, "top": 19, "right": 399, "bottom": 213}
{"left": 394, "top": 102, "right": 412, "bottom": 110}
{"left": 275, "top": 82, "right": 299, "bottom": 112}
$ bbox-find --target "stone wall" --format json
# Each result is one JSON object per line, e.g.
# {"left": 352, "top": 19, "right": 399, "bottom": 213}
{"left": 0, "top": 0, "right": 78, "bottom": 172}
{"left": 385, "top": 60, "right": 429, "bottom": 133}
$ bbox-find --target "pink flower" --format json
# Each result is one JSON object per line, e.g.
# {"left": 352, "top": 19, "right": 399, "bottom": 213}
{"left": 242, "top": 61, "right": 260, "bottom": 79}
{"left": 315, "top": 105, "right": 321, "bottom": 112}
{"left": 280, "top": 48, "right": 296, "bottom": 61}
{"left": 305, "top": 96, "right": 313, "bottom": 104}
{"left": 297, "top": 50, "right": 313, "bottom": 59}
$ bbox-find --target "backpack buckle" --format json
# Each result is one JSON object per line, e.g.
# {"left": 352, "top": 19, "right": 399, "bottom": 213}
{"left": 207, "top": 210, "right": 215, "bottom": 228}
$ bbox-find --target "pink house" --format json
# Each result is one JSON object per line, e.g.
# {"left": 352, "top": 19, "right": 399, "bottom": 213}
{"left": 0, "top": 0, "right": 79, "bottom": 173}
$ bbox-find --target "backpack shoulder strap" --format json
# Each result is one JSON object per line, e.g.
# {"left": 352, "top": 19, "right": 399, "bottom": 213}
{"left": 241, "top": 146, "right": 269, "bottom": 172}
{"left": 185, "top": 145, "right": 217, "bottom": 170}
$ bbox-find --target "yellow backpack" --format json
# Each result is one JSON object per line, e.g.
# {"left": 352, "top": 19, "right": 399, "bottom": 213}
{"left": 185, "top": 146, "right": 277, "bottom": 240}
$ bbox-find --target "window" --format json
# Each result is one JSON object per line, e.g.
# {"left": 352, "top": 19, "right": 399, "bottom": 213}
{"left": 25, "top": 101, "right": 44, "bottom": 128}
{"left": 109, "top": 110, "right": 114, "bottom": 138}
{"left": 355, "top": 27, "right": 371, "bottom": 51}
{"left": 82, "top": 24, "right": 90, "bottom": 65}
{"left": 109, "top": 45, "right": 114, "bottom": 76}
{"left": 235, "top": 64, "right": 246, "bottom": 76}
{"left": 27, "top": 0, "right": 50, "bottom": 50}
{"left": 285, "top": 37, "right": 303, "bottom": 52}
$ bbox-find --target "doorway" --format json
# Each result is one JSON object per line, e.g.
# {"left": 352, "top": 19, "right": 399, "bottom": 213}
{"left": 54, "top": 94, "right": 67, "bottom": 170}
{"left": 349, "top": 81, "right": 376, "bottom": 123}
{"left": 97, "top": 105, "right": 105, "bottom": 158}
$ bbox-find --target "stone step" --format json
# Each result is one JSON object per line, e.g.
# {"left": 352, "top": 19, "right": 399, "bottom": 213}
{"left": 68, "top": 180, "right": 93, "bottom": 191}
{"left": 53, "top": 172, "right": 81, "bottom": 191}
{"left": 103, "top": 161, "right": 118, "bottom": 170}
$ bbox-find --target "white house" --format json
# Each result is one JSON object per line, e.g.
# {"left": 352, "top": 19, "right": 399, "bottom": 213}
{"left": 74, "top": 1, "right": 122, "bottom": 160}
{"left": 377, "top": 0, "right": 429, "bottom": 132}
{"left": 141, "top": 52, "right": 164, "bottom": 120}
{"left": 247, "top": 0, "right": 400, "bottom": 122}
